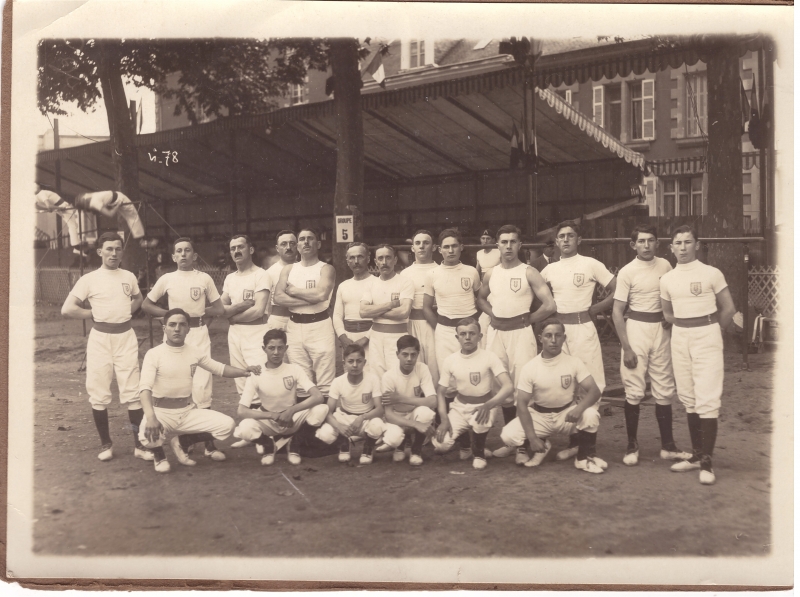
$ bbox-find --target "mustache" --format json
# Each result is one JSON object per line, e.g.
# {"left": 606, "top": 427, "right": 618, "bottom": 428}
{"left": 233, "top": 252, "right": 243, "bottom": 257}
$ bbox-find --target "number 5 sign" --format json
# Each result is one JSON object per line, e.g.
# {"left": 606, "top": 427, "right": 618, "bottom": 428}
{"left": 335, "top": 215, "right": 354, "bottom": 243}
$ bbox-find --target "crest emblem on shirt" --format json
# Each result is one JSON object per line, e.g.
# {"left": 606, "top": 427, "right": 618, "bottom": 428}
{"left": 573, "top": 274, "right": 584, "bottom": 287}
{"left": 470, "top": 372, "right": 481, "bottom": 386}
{"left": 306, "top": 280, "right": 316, "bottom": 289}
{"left": 283, "top": 376, "right": 294, "bottom": 390}
{"left": 362, "top": 392, "right": 372, "bottom": 404}
{"left": 690, "top": 282, "right": 702, "bottom": 296}
{"left": 510, "top": 278, "right": 522, "bottom": 293}
{"left": 121, "top": 283, "right": 132, "bottom": 296}
{"left": 391, "top": 293, "right": 399, "bottom": 301}
{"left": 414, "top": 386, "right": 423, "bottom": 397}
{"left": 561, "top": 375, "right": 572, "bottom": 389}
{"left": 190, "top": 287, "right": 202, "bottom": 301}
{"left": 190, "top": 364, "right": 198, "bottom": 377}
{"left": 461, "top": 277, "right": 471, "bottom": 291}
{"left": 243, "top": 289, "right": 254, "bottom": 301}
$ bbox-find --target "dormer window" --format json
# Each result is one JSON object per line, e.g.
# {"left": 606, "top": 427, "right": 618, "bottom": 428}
{"left": 410, "top": 40, "right": 425, "bottom": 68}
{"left": 401, "top": 38, "right": 435, "bottom": 70}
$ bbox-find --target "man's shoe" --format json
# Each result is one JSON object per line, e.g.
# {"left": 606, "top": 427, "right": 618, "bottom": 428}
{"left": 153, "top": 459, "right": 171, "bottom": 473}
{"left": 589, "top": 455, "right": 608, "bottom": 470}
{"left": 409, "top": 454, "right": 423, "bottom": 466}
{"left": 256, "top": 444, "right": 265, "bottom": 455}
{"left": 459, "top": 448, "right": 472, "bottom": 461}
{"left": 492, "top": 445, "right": 515, "bottom": 458}
{"left": 393, "top": 448, "right": 407, "bottom": 463}
{"left": 338, "top": 442, "right": 351, "bottom": 463}
{"left": 204, "top": 448, "right": 226, "bottom": 461}
{"left": 574, "top": 458, "right": 604, "bottom": 474}
{"left": 556, "top": 446, "right": 579, "bottom": 461}
{"left": 623, "top": 441, "right": 639, "bottom": 466}
{"left": 98, "top": 444, "right": 113, "bottom": 462}
{"left": 472, "top": 457, "right": 487, "bottom": 470}
{"left": 661, "top": 448, "right": 693, "bottom": 461}
{"left": 134, "top": 447, "right": 154, "bottom": 461}
{"left": 670, "top": 459, "right": 702, "bottom": 472}
{"left": 359, "top": 453, "right": 373, "bottom": 465}
{"left": 286, "top": 440, "right": 301, "bottom": 465}
{"left": 524, "top": 440, "right": 552, "bottom": 468}
{"left": 170, "top": 436, "right": 196, "bottom": 466}
{"left": 699, "top": 469, "right": 716, "bottom": 485}
{"left": 230, "top": 439, "right": 252, "bottom": 449}
{"left": 515, "top": 447, "right": 530, "bottom": 465}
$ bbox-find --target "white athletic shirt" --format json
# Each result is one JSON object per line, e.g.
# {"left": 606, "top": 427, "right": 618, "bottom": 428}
{"left": 541, "top": 254, "right": 614, "bottom": 314}
{"left": 222, "top": 265, "right": 269, "bottom": 306}
{"left": 660, "top": 260, "right": 728, "bottom": 318}
{"left": 614, "top": 257, "right": 672, "bottom": 313}
{"left": 240, "top": 362, "right": 315, "bottom": 412}
{"left": 70, "top": 267, "right": 140, "bottom": 324}
{"left": 147, "top": 269, "right": 221, "bottom": 317}
{"left": 139, "top": 342, "right": 225, "bottom": 398}
{"left": 286, "top": 261, "right": 330, "bottom": 314}
{"left": 329, "top": 373, "right": 382, "bottom": 415}
{"left": 361, "top": 273, "right": 414, "bottom": 325}
{"left": 400, "top": 262, "right": 437, "bottom": 309}
{"left": 439, "top": 348, "right": 507, "bottom": 397}
{"left": 476, "top": 248, "right": 502, "bottom": 276}
{"left": 516, "top": 352, "right": 591, "bottom": 409}
{"left": 488, "top": 263, "right": 534, "bottom": 318}
{"left": 333, "top": 276, "right": 375, "bottom": 336}
{"left": 266, "top": 261, "right": 289, "bottom": 310}
{"left": 382, "top": 362, "right": 436, "bottom": 414}
{"left": 424, "top": 263, "right": 481, "bottom": 319}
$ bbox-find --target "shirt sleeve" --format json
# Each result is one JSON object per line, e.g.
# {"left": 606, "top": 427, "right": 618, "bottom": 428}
{"left": 196, "top": 350, "right": 226, "bottom": 377}
{"left": 293, "top": 365, "right": 316, "bottom": 393}
{"left": 574, "top": 357, "right": 591, "bottom": 385}
{"left": 381, "top": 370, "right": 395, "bottom": 394}
{"left": 255, "top": 269, "right": 270, "bottom": 293}
{"left": 438, "top": 356, "right": 452, "bottom": 389}
{"left": 540, "top": 264, "right": 551, "bottom": 284}
{"left": 129, "top": 272, "right": 141, "bottom": 297}
{"left": 516, "top": 362, "right": 534, "bottom": 393}
{"left": 147, "top": 273, "right": 167, "bottom": 303}
{"left": 332, "top": 285, "right": 345, "bottom": 337}
{"left": 612, "top": 268, "right": 631, "bottom": 302}
{"left": 239, "top": 375, "right": 257, "bottom": 408}
{"left": 487, "top": 351, "right": 508, "bottom": 378}
{"left": 710, "top": 267, "right": 729, "bottom": 294}
{"left": 399, "top": 276, "right": 415, "bottom": 301}
{"left": 328, "top": 377, "right": 343, "bottom": 403}
{"left": 472, "top": 268, "right": 481, "bottom": 292}
{"left": 423, "top": 271, "right": 435, "bottom": 297}
{"left": 360, "top": 284, "right": 374, "bottom": 305}
{"left": 418, "top": 364, "right": 436, "bottom": 397}
{"left": 69, "top": 273, "right": 90, "bottom": 302}
{"left": 221, "top": 275, "right": 230, "bottom": 298}
{"left": 138, "top": 349, "right": 158, "bottom": 393}
{"left": 204, "top": 273, "right": 221, "bottom": 303}
{"left": 592, "top": 258, "right": 615, "bottom": 288}
{"left": 660, "top": 274, "right": 672, "bottom": 302}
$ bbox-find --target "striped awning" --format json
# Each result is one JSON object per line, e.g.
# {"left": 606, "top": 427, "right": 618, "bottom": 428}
{"left": 646, "top": 152, "right": 761, "bottom": 177}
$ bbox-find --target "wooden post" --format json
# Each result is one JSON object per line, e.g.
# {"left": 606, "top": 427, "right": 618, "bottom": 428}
{"left": 54, "top": 118, "right": 62, "bottom": 266}
{"left": 230, "top": 131, "right": 238, "bottom": 236}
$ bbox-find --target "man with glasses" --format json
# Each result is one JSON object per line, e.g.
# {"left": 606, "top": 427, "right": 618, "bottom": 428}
{"left": 265, "top": 230, "right": 298, "bottom": 333}
{"left": 333, "top": 242, "right": 375, "bottom": 365}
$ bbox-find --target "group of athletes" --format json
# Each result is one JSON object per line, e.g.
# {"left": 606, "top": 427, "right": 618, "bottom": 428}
{"left": 61, "top": 218, "right": 735, "bottom": 486}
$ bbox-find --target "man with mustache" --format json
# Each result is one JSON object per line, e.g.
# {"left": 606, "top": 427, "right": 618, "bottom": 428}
{"left": 332, "top": 242, "right": 375, "bottom": 366}
{"left": 265, "top": 230, "right": 298, "bottom": 333}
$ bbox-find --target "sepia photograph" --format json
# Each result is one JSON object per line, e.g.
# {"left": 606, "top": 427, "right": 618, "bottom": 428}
{"left": 6, "top": 0, "right": 794, "bottom": 587}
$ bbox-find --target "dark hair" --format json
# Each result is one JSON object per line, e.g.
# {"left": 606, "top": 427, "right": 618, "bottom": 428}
{"left": 262, "top": 329, "right": 287, "bottom": 345}
{"left": 346, "top": 242, "right": 369, "bottom": 253}
{"left": 298, "top": 227, "right": 321, "bottom": 241}
{"left": 629, "top": 224, "right": 658, "bottom": 243}
{"left": 671, "top": 224, "right": 698, "bottom": 242}
{"left": 172, "top": 236, "right": 194, "bottom": 251}
{"left": 555, "top": 220, "right": 581, "bottom": 238}
{"left": 230, "top": 234, "right": 252, "bottom": 248}
{"left": 343, "top": 343, "right": 366, "bottom": 359}
{"left": 412, "top": 229, "right": 434, "bottom": 243}
{"left": 540, "top": 317, "right": 565, "bottom": 334}
{"left": 374, "top": 243, "right": 397, "bottom": 258}
{"left": 275, "top": 230, "right": 296, "bottom": 244}
{"left": 163, "top": 308, "right": 190, "bottom": 325}
{"left": 97, "top": 231, "right": 123, "bottom": 248}
{"left": 396, "top": 334, "right": 420, "bottom": 352}
{"left": 496, "top": 224, "right": 522, "bottom": 241}
{"left": 438, "top": 228, "right": 462, "bottom": 245}
{"left": 456, "top": 317, "right": 480, "bottom": 332}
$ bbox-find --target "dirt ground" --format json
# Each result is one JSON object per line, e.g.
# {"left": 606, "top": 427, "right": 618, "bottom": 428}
{"left": 31, "top": 304, "right": 774, "bottom": 558}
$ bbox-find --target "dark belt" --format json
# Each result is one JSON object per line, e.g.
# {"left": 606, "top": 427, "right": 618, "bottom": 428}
{"left": 188, "top": 316, "right": 205, "bottom": 328}
{"left": 491, "top": 313, "right": 529, "bottom": 332}
{"left": 153, "top": 397, "right": 191, "bottom": 409}
{"left": 674, "top": 312, "right": 719, "bottom": 328}
{"left": 372, "top": 322, "right": 408, "bottom": 334}
{"left": 92, "top": 320, "right": 132, "bottom": 334}
{"left": 339, "top": 405, "right": 370, "bottom": 416}
{"left": 437, "top": 312, "right": 480, "bottom": 327}
{"left": 343, "top": 319, "right": 373, "bottom": 333}
{"left": 626, "top": 310, "right": 664, "bottom": 324}
{"left": 234, "top": 315, "right": 268, "bottom": 326}
{"left": 271, "top": 305, "right": 291, "bottom": 317}
{"left": 409, "top": 309, "right": 426, "bottom": 320}
{"left": 556, "top": 311, "right": 592, "bottom": 325}
{"left": 533, "top": 401, "right": 573, "bottom": 414}
{"left": 455, "top": 392, "right": 492, "bottom": 405}
{"left": 290, "top": 310, "right": 330, "bottom": 324}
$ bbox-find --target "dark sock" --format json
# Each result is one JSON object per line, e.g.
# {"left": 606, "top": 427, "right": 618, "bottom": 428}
{"left": 518, "top": 439, "right": 530, "bottom": 452}
{"left": 402, "top": 430, "right": 413, "bottom": 450}
{"left": 205, "top": 440, "right": 217, "bottom": 452}
{"left": 92, "top": 408, "right": 113, "bottom": 446}
{"left": 363, "top": 436, "right": 377, "bottom": 457}
{"left": 686, "top": 413, "right": 703, "bottom": 460}
{"left": 249, "top": 403, "right": 261, "bottom": 410}
{"left": 457, "top": 431, "right": 471, "bottom": 450}
{"left": 624, "top": 401, "right": 640, "bottom": 443}
{"left": 152, "top": 446, "right": 167, "bottom": 462}
{"left": 576, "top": 430, "right": 595, "bottom": 461}
{"left": 587, "top": 430, "right": 598, "bottom": 457}
{"left": 567, "top": 433, "right": 579, "bottom": 449}
{"left": 471, "top": 431, "right": 488, "bottom": 459}
{"left": 655, "top": 404, "right": 676, "bottom": 448}
{"left": 338, "top": 436, "right": 350, "bottom": 452}
{"left": 700, "top": 417, "right": 718, "bottom": 460}
{"left": 127, "top": 408, "right": 144, "bottom": 449}
{"left": 502, "top": 405, "right": 517, "bottom": 425}
{"left": 178, "top": 432, "right": 214, "bottom": 450}
{"left": 410, "top": 430, "right": 425, "bottom": 455}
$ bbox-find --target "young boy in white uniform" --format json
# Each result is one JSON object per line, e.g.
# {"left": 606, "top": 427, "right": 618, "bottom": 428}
{"left": 332, "top": 243, "right": 375, "bottom": 359}
{"left": 611, "top": 225, "right": 691, "bottom": 466}
{"left": 660, "top": 225, "right": 735, "bottom": 485}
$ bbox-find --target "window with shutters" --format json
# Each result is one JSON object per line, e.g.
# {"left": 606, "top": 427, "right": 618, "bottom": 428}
{"left": 604, "top": 84, "right": 622, "bottom": 138}
{"left": 289, "top": 76, "right": 309, "bottom": 106}
{"left": 663, "top": 176, "right": 704, "bottom": 217}
{"left": 686, "top": 72, "right": 708, "bottom": 138}
{"left": 592, "top": 86, "right": 604, "bottom": 128}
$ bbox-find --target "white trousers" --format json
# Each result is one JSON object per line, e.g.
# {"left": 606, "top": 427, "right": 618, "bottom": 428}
{"left": 316, "top": 409, "right": 387, "bottom": 443}
{"left": 382, "top": 406, "right": 436, "bottom": 448}
{"left": 163, "top": 325, "right": 213, "bottom": 408}
{"left": 266, "top": 315, "right": 289, "bottom": 332}
{"left": 138, "top": 405, "right": 235, "bottom": 448}
{"left": 75, "top": 191, "right": 145, "bottom": 239}
{"left": 562, "top": 321, "right": 606, "bottom": 393}
{"left": 286, "top": 319, "right": 336, "bottom": 396}
{"left": 431, "top": 399, "right": 496, "bottom": 451}
{"left": 670, "top": 324, "right": 724, "bottom": 418}
{"left": 620, "top": 319, "right": 675, "bottom": 405}
{"left": 368, "top": 330, "right": 406, "bottom": 380}
{"left": 86, "top": 328, "right": 141, "bottom": 410}
{"left": 234, "top": 404, "right": 329, "bottom": 439}
{"left": 478, "top": 312, "right": 490, "bottom": 349}
{"left": 500, "top": 405, "right": 600, "bottom": 446}
{"left": 227, "top": 323, "right": 269, "bottom": 397}
{"left": 487, "top": 324, "right": 537, "bottom": 387}
{"left": 409, "top": 319, "right": 438, "bottom": 386}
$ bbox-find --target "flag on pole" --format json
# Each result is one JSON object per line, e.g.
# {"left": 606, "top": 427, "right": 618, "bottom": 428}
{"left": 362, "top": 50, "right": 386, "bottom": 88}
{"left": 510, "top": 123, "right": 521, "bottom": 169}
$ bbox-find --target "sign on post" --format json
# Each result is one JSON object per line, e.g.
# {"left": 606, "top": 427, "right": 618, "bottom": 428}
{"left": 335, "top": 215, "right": 354, "bottom": 243}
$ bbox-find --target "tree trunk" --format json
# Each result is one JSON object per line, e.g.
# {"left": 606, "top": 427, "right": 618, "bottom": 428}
{"left": 98, "top": 42, "right": 145, "bottom": 273}
{"left": 705, "top": 43, "right": 745, "bottom": 311}
{"left": 329, "top": 39, "right": 364, "bottom": 283}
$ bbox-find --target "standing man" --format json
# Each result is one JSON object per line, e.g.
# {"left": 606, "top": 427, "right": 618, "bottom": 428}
{"left": 540, "top": 220, "right": 616, "bottom": 460}
{"left": 612, "top": 225, "right": 692, "bottom": 466}
{"left": 332, "top": 242, "right": 375, "bottom": 359}
{"left": 660, "top": 225, "right": 735, "bottom": 485}
{"left": 399, "top": 230, "right": 440, "bottom": 385}
{"left": 477, "top": 224, "right": 556, "bottom": 448}
{"left": 360, "top": 244, "right": 414, "bottom": 379}
{"left": 265, "top": 230, "right": 298, "bottom": 333}
{"left": 61, "top": 232, "right": 148, "bottom": 462}
{"left": 475, "top": 229, "right": 502, "bottom": 348}
{"left": 273, "top": 227, "right": 337, "bottom": 401}
{"left": 531, "top": 239, "right": 557, "bottom": 272}
{"left": 142, "top": 237, "right": 227, "bottom": 460}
